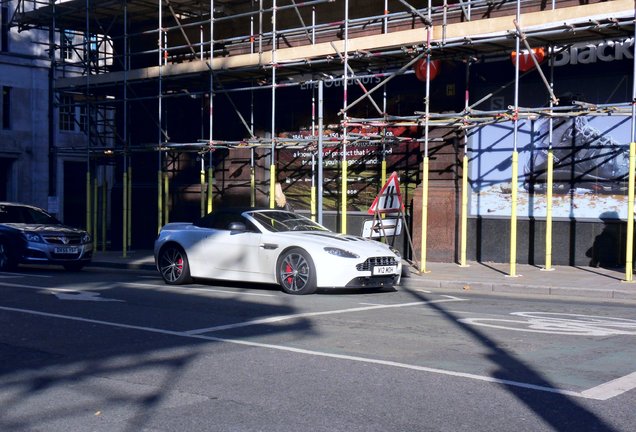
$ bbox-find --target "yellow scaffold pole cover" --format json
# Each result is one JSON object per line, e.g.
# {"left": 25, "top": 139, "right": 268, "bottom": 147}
{"left": 101, "top": 180, "right": 106, "bottom": 252}
{"left": 163, "top": 172, "right": 169, "bottom": 224}
{"left": 200, "top": 168, "right": 206, "bottom": 217}
{"left": 420, "top": 156, "right": 429, "bottom": 273}
{"left": 123, "top": 171, "right": 128, "bottom": 258}
{"left": 625, "top": 142, "right": 635, "bottom": 282}
{"left": 269, "top": 164, "right": 276, "bottom": 209}
{"left": 92, "top": 178, "right": 98, "bottom": 250}
{"left": 544, "top": 149, "right": 554, "bottom": 271}
{"left": 310, "top": 185, "right": 316, "bottom": 221}
{"left": 127, "top": 166, "right": 132, "bottom": 249}
{"left": 250, "top": 166, "right": 256, "bottom": 208}
{"left": 509, "top": 151, "right": 519, "bottom": 277}
{"left": 460, "top": 154, "right": 468, "bottom": 267}
{"left": 341, "top": 162, "right": 348, "bottom": 234}
{"left": 157, "top": 170, "right": 163, "bottom": 233}
{"left": 86, "top": 172, "right": 92, "bottom": 234}
{"left": 381, "top": 159, "right": 387, "bottom": 190}
{"left": 207, "top": 167, "right": 214, "bottom": 214}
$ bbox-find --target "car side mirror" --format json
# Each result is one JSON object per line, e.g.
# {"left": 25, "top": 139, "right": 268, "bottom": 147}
{"left": 228, "top": 222, "right": 247, "bottom": 232}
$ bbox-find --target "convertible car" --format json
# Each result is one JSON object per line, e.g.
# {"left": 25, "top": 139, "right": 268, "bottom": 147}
{"left": 154, "top": 208, "right": 402, "bottom": 295}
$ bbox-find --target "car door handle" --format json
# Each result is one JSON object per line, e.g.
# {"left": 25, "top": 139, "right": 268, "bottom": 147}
{"left": 260, "top": 243, "right": 278, "bottom": 250}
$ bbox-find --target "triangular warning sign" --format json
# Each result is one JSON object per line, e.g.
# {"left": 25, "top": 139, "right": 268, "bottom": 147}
{"left": 368, "top": 172, "right": 404, "bottom": 214}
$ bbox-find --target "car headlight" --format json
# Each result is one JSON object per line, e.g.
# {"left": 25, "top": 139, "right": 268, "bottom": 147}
{"left": 81, "top": 233, "right": 92, "bottom": 244}
{"left": 23, "top": 232, "right": 43, "bottom": 243}
{"left": 390, "top": 246, "right": 401, "bottom": 258}
{"left": 324, "top": 247, "right": 359, "bottom": 259}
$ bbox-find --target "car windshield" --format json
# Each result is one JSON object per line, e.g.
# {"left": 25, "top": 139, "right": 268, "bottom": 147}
{"left": 0, "top": 204, "right": 61, "bottom": 225}
{"left": 250, "top": 211, "right": 329, "bottom": 233}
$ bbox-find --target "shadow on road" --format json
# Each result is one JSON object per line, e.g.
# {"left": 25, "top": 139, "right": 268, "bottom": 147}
{"left": 0, "top": 274, "right": 315, "bottom": 432}
{"left": 403, "top": 287, "right": 619, "bottom": 432}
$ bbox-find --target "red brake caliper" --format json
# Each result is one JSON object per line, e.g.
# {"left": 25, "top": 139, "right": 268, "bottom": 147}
{"left": 286, "top": 263, "right": 292, "bottom": 285}
{"left": 176, "top": 257, "right": 183, "bottom": 272}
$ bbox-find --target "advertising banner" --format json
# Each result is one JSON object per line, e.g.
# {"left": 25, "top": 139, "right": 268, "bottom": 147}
{"left": 468, "top": 115, "right": 632, "bottom": 220}
{"left": 276, "top": 127, "right": 420, "bottom": 211}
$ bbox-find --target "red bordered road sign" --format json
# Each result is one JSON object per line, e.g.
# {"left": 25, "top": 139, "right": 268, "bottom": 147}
{"left": 368, "top": 172, "right": 404, "bottom": 214}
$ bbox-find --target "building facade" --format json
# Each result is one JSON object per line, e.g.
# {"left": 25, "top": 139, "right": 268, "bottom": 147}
{"left": 4, "top": 0, "right": 636, "bottom": 268}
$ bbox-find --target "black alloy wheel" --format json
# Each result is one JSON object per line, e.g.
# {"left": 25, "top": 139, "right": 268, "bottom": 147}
{"left": 277, "top": 248, "right": 317, "bottom": 295}
{"left": 159, "top": 245, "right": 192, "bottom": 285}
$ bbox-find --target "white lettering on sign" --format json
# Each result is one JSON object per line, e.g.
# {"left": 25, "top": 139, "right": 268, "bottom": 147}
{"left": 551, "top": 38, "right": 634, "bottom": 67}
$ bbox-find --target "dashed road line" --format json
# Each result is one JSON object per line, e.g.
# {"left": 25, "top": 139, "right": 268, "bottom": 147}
{"left": 581, "top": 372, "right": 636, "bottom": 400}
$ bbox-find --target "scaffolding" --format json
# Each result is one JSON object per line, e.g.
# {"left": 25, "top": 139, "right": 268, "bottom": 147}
{"left": 7, "top": 0, "right": 636, "bottom": 274}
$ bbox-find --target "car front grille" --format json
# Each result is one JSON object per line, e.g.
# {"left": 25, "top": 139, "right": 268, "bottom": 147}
{"left": 356, "top": 256, "right": 398, "bottom": 271}
{"left": 41, "top": 234, "right": 83, "bottom": 245}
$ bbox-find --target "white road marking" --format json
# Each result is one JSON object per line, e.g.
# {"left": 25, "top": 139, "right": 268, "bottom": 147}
{"left": 0, "top": 282, "right": 124, "bottom": 302}
{"left": 0, "top": 303, "right": 629, "bottom": 401}
{"left": 0, "top": 272, "right": 52, "bottom": 278}
{"left": 121, "top": 282, "right": 277, "bottom": 297}
{"left": 185, "top": 297, "right": 467, "bottom": 334}
{"left": 0, "top": 282, "right": 73, "bottom": 291}
{"left": 459, "top": 312, "right": 636, "bottom": 336}
{"left": 55, "top": 291, "right": 124, "bottom": 302}
{"left": 581, "top": 372, "right": 636, "bottom": 400}
{"left": 0, "top": 280, "right": 276, "bottom": 298}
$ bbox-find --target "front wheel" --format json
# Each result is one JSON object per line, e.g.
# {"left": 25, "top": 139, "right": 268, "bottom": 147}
{"left": 277, "top": 248, "right": 317, "bottom": 295}
{"left": 0, "top": 241, "right": 17, "bottom": 272}
{"left": 158, "top": 244, "right": 192, "bottom": 285}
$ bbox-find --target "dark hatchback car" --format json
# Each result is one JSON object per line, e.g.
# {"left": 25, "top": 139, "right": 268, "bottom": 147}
{"left": 0, "top": 202, "right": 92, "bottom": 272}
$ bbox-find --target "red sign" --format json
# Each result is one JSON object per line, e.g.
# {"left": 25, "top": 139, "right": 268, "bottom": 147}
{"left": 368, "top": 172, "right": 404, "bottom": 214}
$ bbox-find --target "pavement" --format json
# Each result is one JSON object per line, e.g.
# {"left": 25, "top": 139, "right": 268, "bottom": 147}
{"left": 90, "top": 250, "right": 636, "bottom": 302}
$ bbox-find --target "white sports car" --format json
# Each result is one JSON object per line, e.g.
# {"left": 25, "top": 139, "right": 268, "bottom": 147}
{"left": 154, "top": 208, "right": 402, "bottom": 295}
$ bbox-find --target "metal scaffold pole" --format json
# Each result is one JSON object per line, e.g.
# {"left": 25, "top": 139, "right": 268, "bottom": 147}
{"left": 123, "top": 0, "right": 129, "bottom": 257}
{"left": 85, "top": 0, "right": 92, "bottom": 240}
{"left": 419, "top": 0, "right": 432, "bottom": 274}
{"left": 339, "top": 0, "right": 349, "bottom": 233}
{"left": 157, "top": 0, "right": 164, "bottom": 233}
{"left": 208, "top": 0, "right": 215, "bottom": 214}
{"left": 543, "top": 42, "right": 556, "bottom": 272}
{"left": 624, "top": 4, "right": 636, "bottom": 283}
{"left": 317, "top": 80, "right": 324, "bottom": 225}
{"left": 269, "top": 0, "right": 277, "bottom": 209}
{"left": 459, "top": 56, "right": 471, "bottom": 268}
{"left": 509, "top": 0, "right": 521, "bottom": 278}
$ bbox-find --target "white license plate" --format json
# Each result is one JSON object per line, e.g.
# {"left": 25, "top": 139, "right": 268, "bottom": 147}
{"left": 372, "top": 265, "right": 397, "bottom": 275}
{"left": 54, "top": 247, "right": 79, "bottom": 254}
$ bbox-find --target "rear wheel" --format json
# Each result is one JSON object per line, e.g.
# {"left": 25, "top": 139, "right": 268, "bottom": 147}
{"left": 277, "top": 248, "right": 317, "bottom": 295}
{"left": 158, "top": 244, "right": 192, "bottom": 285}
{"left": 0, "top": 241, "right": 17, "bottom": 272}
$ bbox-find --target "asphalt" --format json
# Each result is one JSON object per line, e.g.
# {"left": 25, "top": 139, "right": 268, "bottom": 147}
{"left": 90, "top": 250, "right": 636, "bottom": 302}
